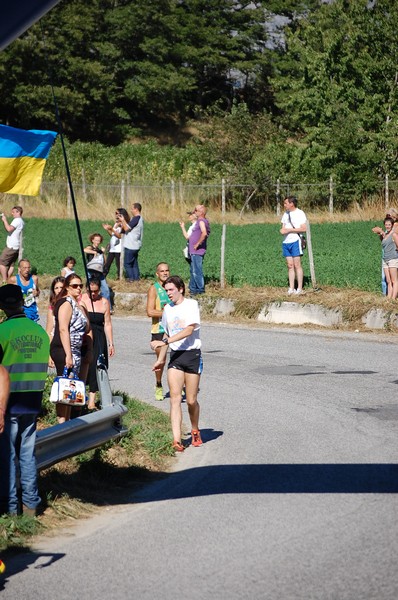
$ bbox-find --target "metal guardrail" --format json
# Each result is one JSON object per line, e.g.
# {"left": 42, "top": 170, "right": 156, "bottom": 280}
{"left": 35, "top": 360, "right": 128, "bottom": 471}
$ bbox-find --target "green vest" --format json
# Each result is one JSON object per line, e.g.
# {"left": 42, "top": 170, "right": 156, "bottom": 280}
{"left": 151, "top": 282, "right": 170, "bottom": 334}
{"left": 0, "top": 315, "right": 49, "bottom": 393}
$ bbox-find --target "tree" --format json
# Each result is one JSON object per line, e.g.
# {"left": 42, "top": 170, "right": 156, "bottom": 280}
{"left": 270, "top": 0, "right": 398, "bottom": 198}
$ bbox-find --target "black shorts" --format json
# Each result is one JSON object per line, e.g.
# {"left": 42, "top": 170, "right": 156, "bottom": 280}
{"left": 151, "top": 333, "right": 164, "bottom": 342}
{"left": 168, "top": 349, "right": 203, "bottom": 375}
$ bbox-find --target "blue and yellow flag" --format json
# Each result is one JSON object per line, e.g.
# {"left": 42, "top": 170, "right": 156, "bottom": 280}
{"left": 0, "top": 124, "right": 57, "bottom": 196}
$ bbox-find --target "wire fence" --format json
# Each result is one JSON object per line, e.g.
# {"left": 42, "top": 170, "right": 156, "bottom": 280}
{"left": 21, "top": 174, "right": 398, "bottom": 214}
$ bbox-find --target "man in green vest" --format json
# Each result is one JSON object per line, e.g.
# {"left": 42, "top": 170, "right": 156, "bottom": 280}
{"left": 0, "top": 284, "right": 50, "bottom": 516}
{"left": 146, "top": 262, "right": 171, "bottom": 400}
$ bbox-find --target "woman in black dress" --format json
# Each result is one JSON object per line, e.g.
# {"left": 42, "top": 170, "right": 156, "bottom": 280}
{"left": 80, "top": 277, "right": 115, "bottom": 410}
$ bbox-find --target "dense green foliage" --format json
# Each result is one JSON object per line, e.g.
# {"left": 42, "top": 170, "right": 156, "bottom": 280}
{"left": 1, "top": 1, "right": 398, "bottom": 205}
{"left": 14, "top": 218, "right": 382, "bottom": 292}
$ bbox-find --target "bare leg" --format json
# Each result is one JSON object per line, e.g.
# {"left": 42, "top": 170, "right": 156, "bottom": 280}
{"left": 0, "top": 264, "right": 7, "bottom": 283}
{"left": 389, "top": 267, "right": 398, "bottom": 299}
{"left": 293, "top": 256, "right": 303, "bottom": 290}
{"left": 167, "top": 368, "right": 185, "bottom": 442}
{"left": 184, "top": 373, "right": 201, "bottom": 432}
{"left": 285, "top": 257, "right": 295, "bottom": 290}
{"left": 154, "top": 346, "right": 165, "bottom": 386}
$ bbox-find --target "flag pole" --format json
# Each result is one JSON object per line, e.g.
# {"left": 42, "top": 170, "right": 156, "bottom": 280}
{"left": 40, "top": 23, "right": 94, "bottom": 309}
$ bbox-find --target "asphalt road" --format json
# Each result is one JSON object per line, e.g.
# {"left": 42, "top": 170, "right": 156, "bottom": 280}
{"left": 2, "top": 318, "right": 398, "bottom": 599}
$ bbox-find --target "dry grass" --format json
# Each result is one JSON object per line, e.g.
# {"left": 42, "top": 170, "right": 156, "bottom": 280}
{"left": 1, "top": 193, "right": 392, "bottom": 224}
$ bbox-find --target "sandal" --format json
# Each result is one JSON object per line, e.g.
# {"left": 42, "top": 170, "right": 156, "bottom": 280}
{"left": 191, "top": 430, "right": 203, "bottom": 447}
{"left": 172, "top": 440, "right": 185, "bottom": 452}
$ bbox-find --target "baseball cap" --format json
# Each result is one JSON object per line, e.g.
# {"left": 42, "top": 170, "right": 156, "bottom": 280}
{"left": 0, "top": 284, "right": 23, "bottom": 307}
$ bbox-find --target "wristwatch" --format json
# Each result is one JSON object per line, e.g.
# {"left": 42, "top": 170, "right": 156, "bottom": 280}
{"left": 162, "top": 338, "right": 169, "bottom": 345}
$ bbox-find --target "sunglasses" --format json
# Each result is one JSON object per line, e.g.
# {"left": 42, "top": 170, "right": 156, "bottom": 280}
{"left": 69, "top": 283, "right": 83, "bottom": 289}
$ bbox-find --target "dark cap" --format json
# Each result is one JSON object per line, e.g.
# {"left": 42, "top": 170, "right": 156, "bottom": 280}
{"left": 0, "top": 284, "right": 23, "bottom": 307}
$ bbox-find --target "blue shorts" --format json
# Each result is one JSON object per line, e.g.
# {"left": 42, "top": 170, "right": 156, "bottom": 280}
{"left": 282, "top": 241, "right": 302, "bottom": 257}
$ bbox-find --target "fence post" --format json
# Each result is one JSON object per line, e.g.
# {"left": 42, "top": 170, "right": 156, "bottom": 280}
{"left": 82, "top": 168, "right": 87, "bottom": 202}
{"left": 220, "top": 178, "right": 226, "bottom": 289}
{"left": 171, "top": 179, "right": 176, "bottom": 207}
{"left": 385, "top": 173, "right": 389, "bottom": 211}
{"left": 126, "top": 172, "right": 130, "bottom": 207}
{"left": 329, "top": 176, "right": 334, "bottom": 213}
{"left": 276, "top": 178, "right": 281, "bottom": 216}
{"left": 121, "top": 178, "right": 125, "bottom": 207}
{"left": 306, "top": 219, "right": 317, "bottom": 289}
{"left": 67, "top": 181, "right": 71, "bottom": 216}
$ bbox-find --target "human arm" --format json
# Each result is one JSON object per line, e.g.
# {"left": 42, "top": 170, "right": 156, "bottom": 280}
{"left": 46, "top": 307, "right": 56, "bottom": 367}
{"left": 119, "top": 215, "right": 139, "bottom": 233}
{"left": 57, "top": 301, "right": 74, "bottom": 369}
{"left": 372, "top": 226, "right": 385, "bottom": 239}
{"left": 46, "top": 307, "right": 55, "bottom": 339}
{"left": 0, "top": 364, "right": 10, "bottom": 434}
{"left": 6, "top": 275, "right": 16, "bottom": 284}
{"left": 1, "top": 215, "right": 16, "bottom": 233}
{"left": 179, "top": 221, "right": 189, "bottom": 240}
{"left": 152, "top": 344, "right": 168, "bottom": 372}
{"left": 193, "top": 220, "right": 208, "bottom": 250}
{"left": 102, "top": 223, "right": 122, "bottom": 239}
{"left": 150, "top": 324, "right": 196, "bottom": 351}
{"left": 83, "top": 244, "right": 97, "bottom": 254}
{"left": 32, "top": 275, "right": 40, "bottom": 297}
{"left": 146, "top": 285, "right": 164, "bottom": 319}
{"left": 103, "top": 299, "right": 115, "bottom": 357}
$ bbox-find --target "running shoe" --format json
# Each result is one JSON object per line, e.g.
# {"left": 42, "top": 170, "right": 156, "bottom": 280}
{"left": 191, "top": 430, "right": 203, "bottom": 447}
{"left": 172, "top": 440, "right": 185, "bottom": 452}
{"left": 155, "top": 386, "right": 164, "bottom": 401}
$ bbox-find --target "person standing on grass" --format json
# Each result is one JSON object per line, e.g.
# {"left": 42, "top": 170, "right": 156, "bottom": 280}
{"left": 372, "top": 208, "right": 398, "bottom": 295}
{"left": 8, "top": 259, "right": 40, "bottom": 322}
{"left": 151, "top": 275, "right": 203, "bottom": 452}
{"left": 119, "top": 202, "right": 143, "bottom": 282}
{"left": 179, "top": 210, "right": 198, "bottom": 262}
{"left": 188, "top": 204, "right": 210, "bottom": 295}
{"left": 0, "top": 284, "right": 50, "bottom": 517}
{"left": 0, "top": 206, "right": 24, "bottom": 284}
{"left": 102, "top": 208, "right": 129, "bottom": 279}
{"left": 146, "top": 262, "right": 171, "bottom": 401}
{"left": 380, "top": 218, "right": 398, "bottom": 299}
{"left": 84, "top": 232, "right": 111, "bottom": 303}
{"left": 280, "top": 196, "right": 307, "bottom": 295}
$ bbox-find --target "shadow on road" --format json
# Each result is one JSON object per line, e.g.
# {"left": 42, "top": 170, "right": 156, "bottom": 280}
{"left": 0, "top": 547, "right": 64, "bottom": 592}
{"left": 133, "top": 463, "right": 398, "bottom": 503}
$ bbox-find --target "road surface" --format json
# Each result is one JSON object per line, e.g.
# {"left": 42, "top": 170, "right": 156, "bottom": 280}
{"left": 2, "top": 318, "right": 398, "bottom": 599}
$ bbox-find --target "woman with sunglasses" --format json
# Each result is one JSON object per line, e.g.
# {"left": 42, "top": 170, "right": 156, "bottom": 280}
{"left": 50, "top": 273, "right": 93, "bottom": 422}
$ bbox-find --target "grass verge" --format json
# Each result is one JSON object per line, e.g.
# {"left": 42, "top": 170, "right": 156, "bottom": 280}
{"left": 1, "top": 391, "right": 174, "bottom": 554}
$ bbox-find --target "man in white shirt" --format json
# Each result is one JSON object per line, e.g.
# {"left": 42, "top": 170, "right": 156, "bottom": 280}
{"left": 280, "top": 196, "right": 307, "bottom": 295}
{"left": 0, "top": 206, "right": 24, "bottom": 283}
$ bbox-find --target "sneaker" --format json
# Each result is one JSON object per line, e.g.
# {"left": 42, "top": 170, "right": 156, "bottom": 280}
{"left": 287, "top": 288, "right": 295, "bottom": 296}
{"left": 191, "top": 430, "right": 203, "bottom": 447}
{"left": 155, "top": 386, "right": 164, "bottom": 401}
{"left": 172, "top": 440, "right": 185, "bottom": 452}
{"left": 294, "top": 289, "right": 305, "bottom": 295}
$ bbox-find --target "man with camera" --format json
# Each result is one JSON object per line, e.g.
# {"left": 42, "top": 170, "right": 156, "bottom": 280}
{"left": 0, "top": 206, "right": 24, "bottom": 284}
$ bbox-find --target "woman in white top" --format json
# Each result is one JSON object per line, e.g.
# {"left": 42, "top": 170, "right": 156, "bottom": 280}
{"left": 151, "top": 275, "right": 203, "bottom": 452}
{"left": 102, "top": 207, "right": 128, "bottom": 278}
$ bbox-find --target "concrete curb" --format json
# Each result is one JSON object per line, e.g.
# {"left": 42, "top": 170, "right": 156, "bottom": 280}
{"left": 111, "top": 292, "right": 396, "bottom": 330}
{"left": 39, "top": 290, "right": 397, "bottom": 330}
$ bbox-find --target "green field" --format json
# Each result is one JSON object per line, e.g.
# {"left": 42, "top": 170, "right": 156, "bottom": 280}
{"left": 8, "top": 219, "right": 383, "bottom": 292}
